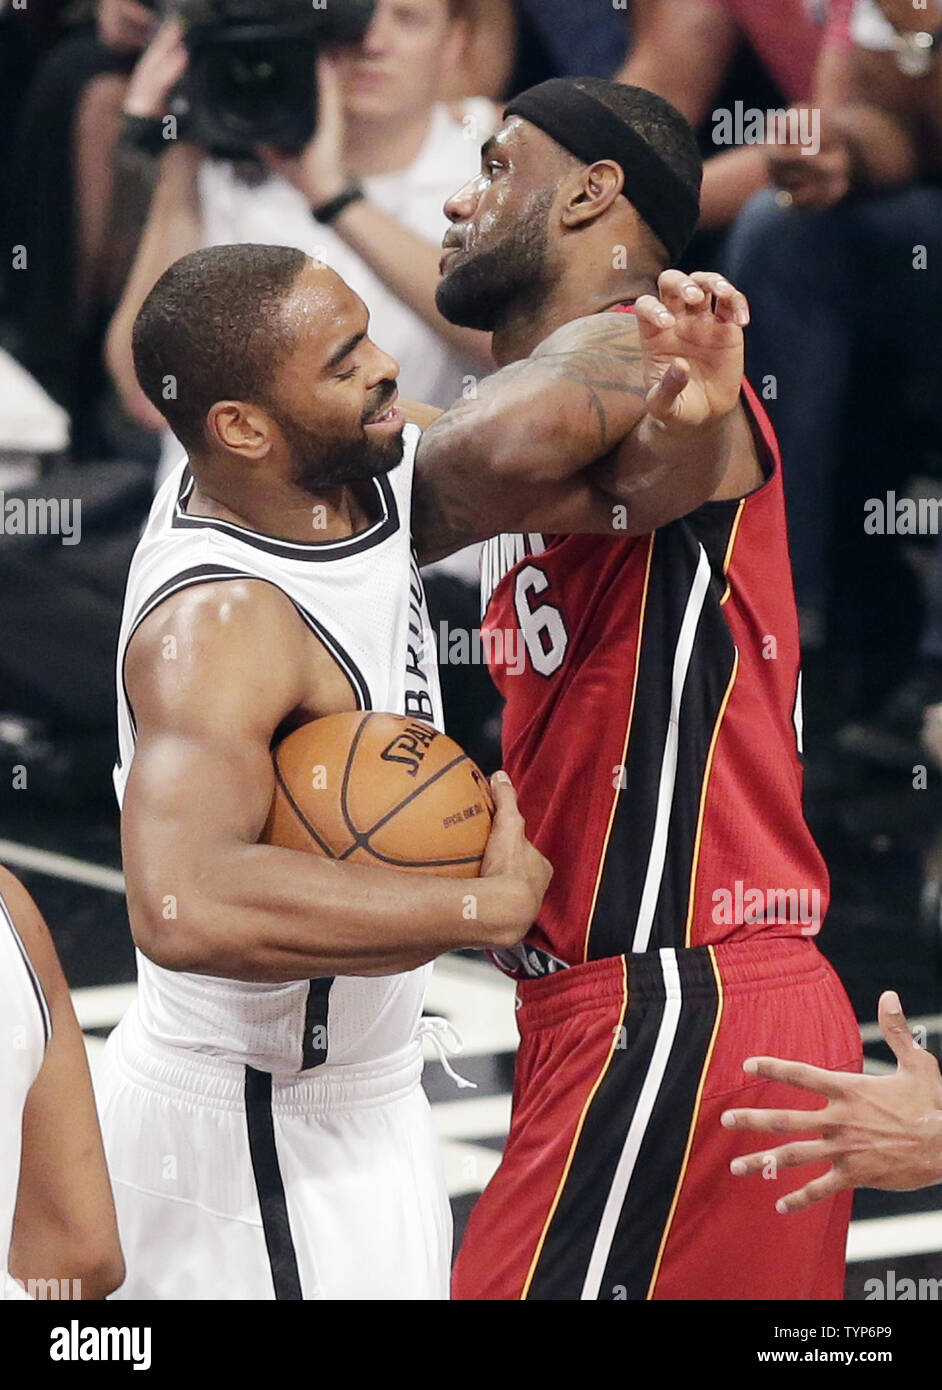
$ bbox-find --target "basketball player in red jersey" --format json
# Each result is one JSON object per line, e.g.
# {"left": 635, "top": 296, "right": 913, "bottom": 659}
{"left": 411, "top": 78, "right": 863, "bottom": 1299}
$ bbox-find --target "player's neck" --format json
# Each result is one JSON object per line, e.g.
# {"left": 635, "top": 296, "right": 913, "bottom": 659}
{"left": 187, "top": 475, "right": 373, "bottom": 544}
{"left": 343, "top": 107, "right": 433, "bottom": 177}
{"left": 491, "top": 272, "right": 658, "bottom": 367}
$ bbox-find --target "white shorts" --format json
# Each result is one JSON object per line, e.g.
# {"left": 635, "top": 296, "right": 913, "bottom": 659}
{"left": 97, "top": 1007, "right": 452, "bottom": 1300}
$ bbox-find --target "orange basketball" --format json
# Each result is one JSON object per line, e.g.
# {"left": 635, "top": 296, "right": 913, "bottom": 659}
{"left": 262, "top": 713, "right": 495, "bottom": 876}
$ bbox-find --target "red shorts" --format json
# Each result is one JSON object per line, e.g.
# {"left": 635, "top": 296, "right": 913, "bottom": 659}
{"left": 452, "top": 938, "right": 862, "bottom": 1301}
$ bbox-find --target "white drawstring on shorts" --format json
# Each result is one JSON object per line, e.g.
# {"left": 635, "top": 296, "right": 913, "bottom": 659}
{"left": 417, "top": 1016, "right": 477, "bottom": 1090}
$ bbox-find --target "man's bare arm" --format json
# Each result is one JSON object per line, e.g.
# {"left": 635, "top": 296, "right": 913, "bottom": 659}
{"left": 4, "top": 870, "right": 125, "bottom": 1299}
{"left": 122, "top": 580, "right": 548, "bottom": 982}
{"left": 413, "top": 314, "right": 656, "bottom": 561}
{"left": 413, "top": 272, "right": 753, "bottom": 562}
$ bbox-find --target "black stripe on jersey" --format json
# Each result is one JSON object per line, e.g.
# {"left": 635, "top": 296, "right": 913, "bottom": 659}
{"left": 584, "top": 514, "right": 737, "bottom": 960}
{"left": 0, "top": 893, "right": 52, "bottom": 1048}
{"left": 121, "top": 565, "right": 373, "bottom": 736}
{"left": 301, "top": 979, "right": 332, "bottom": 1070}
{"left": 244, "top": 1066, "right": 303, "bottom": 1300}
{"left": 597, "top": 947, "right": 720, "bottom": 1300}
{"left": 524, "top": 947, "right": 719, "bottom": 1301}
{"left": 287, "top": 604, "right": 372, "bottom": 711}
{"left": 172, "top": 469, "right": 400, "bottom": 560}
{"left": 267, "top": 704, "right": 337, "bottom": 1072}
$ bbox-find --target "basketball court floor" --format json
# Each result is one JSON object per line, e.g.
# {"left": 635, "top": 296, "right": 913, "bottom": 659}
{"left": 3, "top": 757, "right": 942, "bottom": 1302}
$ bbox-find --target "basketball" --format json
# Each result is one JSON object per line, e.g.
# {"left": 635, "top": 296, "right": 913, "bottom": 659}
{"left": 261, "top": 712, "right": 495, "bottom": 876}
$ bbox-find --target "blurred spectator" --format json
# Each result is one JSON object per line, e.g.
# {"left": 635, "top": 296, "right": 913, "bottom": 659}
{"left": 106, "top": 3, "right": 497, "bottom": 470}
{"left": 5, "top": 0, "right": 509, "bottom": 457}
{"left": 723, "top": 0, "right": 942, "bottom": 733}
{"left": 437, "top": 0, "right": 518, "bottom": 100}
{"left": 509, "top": 0, "right": 638, "bottom": 93}
{"left": 620, "top": 0, "right": 855, "bottom": 228}
{"left": 0, "top": 347, "right": 152, "bottom": 800}
{"left": 5, "top": 1, "right": 157, "bottom": 458}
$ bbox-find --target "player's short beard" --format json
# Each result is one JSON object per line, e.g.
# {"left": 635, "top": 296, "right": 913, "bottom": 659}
{"left": 436, "top": 189, "right": 557, "bottom": 333}
{"left": 277, "top": 394, "right": 405, "bottom": 494}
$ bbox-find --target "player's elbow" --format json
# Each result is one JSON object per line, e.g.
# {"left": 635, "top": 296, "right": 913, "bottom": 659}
{"left": 132, "top": 914, "right": 212, "bottom": 975}
{"left": 13, "top": 1224, "right": 125, "bottom": 1300}
{"left": 129, "top": 890, "right": 213, "bottom": 975}
{"left": 130, "top": 866, "right": 253, "bottom": 976}
{"left": 78, "top": 1244, "right": 126, "bottom": 1300}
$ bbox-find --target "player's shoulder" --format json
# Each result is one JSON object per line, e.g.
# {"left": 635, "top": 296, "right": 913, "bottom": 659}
{"left": 0, "top": 866, "right": 60, "bottom": 1002}
{"left": 0, "top": 865, "right": 38, "bottom": 928}
{"left": 530, "top": 309, "right": 640, "bottom": 362}
{"left": 135, "top": 574, "right": 299, "bottom": 640}
{"left": 387, "top": 421, "right": 423, "bottom": 499}
{"left": 126, "top": 577, "right": 306, "bottom": 700}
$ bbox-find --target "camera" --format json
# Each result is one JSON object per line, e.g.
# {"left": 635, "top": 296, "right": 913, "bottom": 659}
{"left": 165, "top": 0, "right": 376, "bottom": 160}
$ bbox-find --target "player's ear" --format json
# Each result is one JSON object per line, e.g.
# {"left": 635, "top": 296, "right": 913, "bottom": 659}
{"left": 207, "top": 402, "right": 272, "bottom": 460}
{"left": 560, "top": 160, "right": 624, "bottom": 229}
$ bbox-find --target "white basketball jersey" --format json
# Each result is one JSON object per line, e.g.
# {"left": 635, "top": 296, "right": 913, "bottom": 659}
{"left": 0, "top": 891, "right": 51, "bottom": 1300}
{"left": 114, "top": 424, "right": 444, "bottom": 1074}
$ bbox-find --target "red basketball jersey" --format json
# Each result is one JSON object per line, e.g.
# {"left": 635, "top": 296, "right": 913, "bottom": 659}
{"left": 480, "top": 341, "right": 828, "bottom": 978}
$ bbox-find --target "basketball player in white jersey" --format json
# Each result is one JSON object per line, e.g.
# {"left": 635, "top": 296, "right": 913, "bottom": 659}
{"left": 102, "top": 242, "right": 551, "bottom": 1301}
{"left": 0, "top": 867, "right": 123, "bottom": 1301}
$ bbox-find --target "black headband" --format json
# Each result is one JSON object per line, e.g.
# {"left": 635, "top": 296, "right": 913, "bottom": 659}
{"left": 504, "top": 79, "right": 701, "bottom": 264}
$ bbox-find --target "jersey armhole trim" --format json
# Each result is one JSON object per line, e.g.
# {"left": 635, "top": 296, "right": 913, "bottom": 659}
{"left": 689, "top": 380, "right": 779, "bottom": 517}
{"left": 0, "top": 893, "right": 52, "bottom": 1048}
{"left": 120, "top": 566, "right": 373, "bottom": 739}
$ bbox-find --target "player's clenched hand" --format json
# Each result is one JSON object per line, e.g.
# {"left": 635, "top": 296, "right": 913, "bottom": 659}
{"left": 635, "top": 270, "right": 748, "bottom": 431}
{"left": 721, "top": 992, "right": 942, "bottom": 1213}
{"left": 480, "top": 772, "right": 552, "bottom": 947}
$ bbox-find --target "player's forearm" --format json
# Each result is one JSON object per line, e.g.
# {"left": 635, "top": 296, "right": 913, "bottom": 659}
{"left": 129, "top": 842, "right": 527, "bottom": 982}
{"left": 330, "top": 198, "right": 494, "bottom": 368}
{"left": 413, "top": 322, "right": 649, "bottom": 557}
{"left": 589, "top": 409, "right": 733, "bottom": 527}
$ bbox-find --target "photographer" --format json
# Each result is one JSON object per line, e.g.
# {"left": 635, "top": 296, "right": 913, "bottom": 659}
{"left": 106, "top": 1, "right": 497, "bottom": 459}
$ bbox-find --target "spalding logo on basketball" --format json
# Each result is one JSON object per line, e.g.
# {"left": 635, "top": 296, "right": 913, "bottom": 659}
{"left": 261, "top": 712, "right": 495, "bottom": 876}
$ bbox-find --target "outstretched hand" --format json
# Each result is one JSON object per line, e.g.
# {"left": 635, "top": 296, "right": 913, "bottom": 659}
{"left": 721, "top": 992, "right": 942, "bottom": 1213}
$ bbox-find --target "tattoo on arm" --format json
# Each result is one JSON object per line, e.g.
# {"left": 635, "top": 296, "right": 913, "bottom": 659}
{"left": 413, "top": 315, "right": 648, "bottom": 562}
